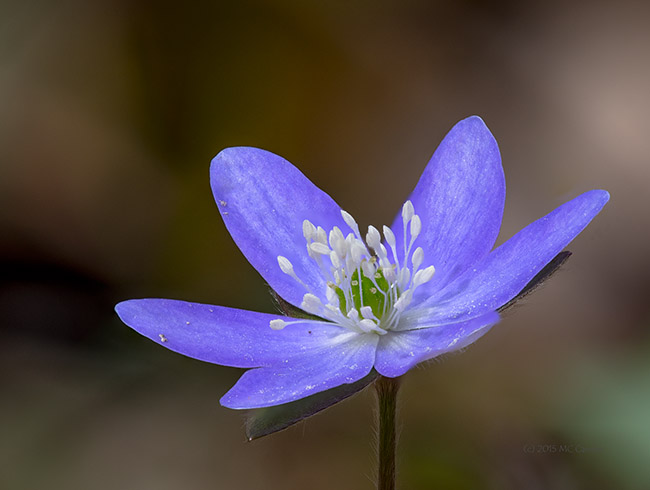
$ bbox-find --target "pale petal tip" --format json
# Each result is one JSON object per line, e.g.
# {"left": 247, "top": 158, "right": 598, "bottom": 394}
{"left": 581, "top": 189, "right": 610, "bottom": 212}
{"left": 595, "top": 189, "right": 610, "bottom": 203}
{"left": 114, "top": 299, "right": 136, "bottom": 321}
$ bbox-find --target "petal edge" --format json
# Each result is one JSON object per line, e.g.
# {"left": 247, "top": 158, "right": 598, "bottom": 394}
{"left": 409, "top": 189, "right": 609, "bottom": 325}
{"left": 211, "top": 148, "right": 349, "bottom": 308}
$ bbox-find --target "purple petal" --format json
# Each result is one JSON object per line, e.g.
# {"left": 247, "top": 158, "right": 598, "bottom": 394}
{"left": 211, "top": 148, "right": 349, "bottom": 308}
{"left": 391, "top": 116, "right": 505, "bottom": 301}
{"left": 375, "top": 312, "right": 500, "bottom": 378}
{"left": 220, "top": 332, "right": 378, "bottom": 408}
{"left": 115, "top": 299, "right": 346, "bottom": 368}
{"left": 409, "top": 189, "right": 609, "bottom": 325}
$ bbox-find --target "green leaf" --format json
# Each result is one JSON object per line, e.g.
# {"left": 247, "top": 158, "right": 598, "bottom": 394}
{"left": 245, "top": 370, "right": 378, "bottom": 440}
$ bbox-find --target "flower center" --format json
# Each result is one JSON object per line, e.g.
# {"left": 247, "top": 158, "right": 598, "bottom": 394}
{"left": 270, "top": 201, "right": 435, "bottom": 335}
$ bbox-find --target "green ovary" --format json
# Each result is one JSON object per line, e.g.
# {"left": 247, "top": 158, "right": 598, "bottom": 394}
{"left": 333, "top": 262, "right": 391, "bottom": 318}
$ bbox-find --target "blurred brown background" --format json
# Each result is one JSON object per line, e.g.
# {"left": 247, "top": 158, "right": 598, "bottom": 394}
{"left": 1, "top": 0, "right": 649, "bottom": 488}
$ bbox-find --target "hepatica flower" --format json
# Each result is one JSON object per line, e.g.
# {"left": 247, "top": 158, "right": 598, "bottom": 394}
{"left": 116, "top": 116, "right": 608, "bottom": 410}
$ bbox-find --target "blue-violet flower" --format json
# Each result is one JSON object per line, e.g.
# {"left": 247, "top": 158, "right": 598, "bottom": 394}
{"left": 116, "top": 116, "right": 609, "bottom": 409}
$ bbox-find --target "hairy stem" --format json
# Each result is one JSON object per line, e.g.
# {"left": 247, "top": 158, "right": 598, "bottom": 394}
{"left": 375, "top": 375, "right": 401, "bottom": 490}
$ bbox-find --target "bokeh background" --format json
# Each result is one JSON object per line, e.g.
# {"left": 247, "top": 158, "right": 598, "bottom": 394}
{"left": 1, "top": 0, "right": 649, "bottom": 488}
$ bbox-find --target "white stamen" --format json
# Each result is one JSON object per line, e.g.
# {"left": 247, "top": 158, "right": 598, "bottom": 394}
{"left": 410, "top": 215, "right": 422, "bottom": 239}
{"left": 270, "top": 319, "right": 288, "bottom": 330}
{"left": 383, "top": 265, "right": 396, "bottom": 283}
{"left": 383, "top": 225, "right": 396, "bottom": 249}
{"left": 301, "top": 293, "right": 322, "bottom": 314}
{"left": 350, "top": 241, "right": 366, "bottom": 264}
{"left": 366, "top": 225, "right": 381, "bottom": 250}
{"left": 383, "top": 225, "right": 401, "bottom": 271}
{"left": 393, "top": 290, "right": 413, "bottom": 312}
{"left": 358, "top": 318, "right": 377, "bottom": 333}
{"left": 277, "top": 255, "right": 311, "bottom": 291}
{"left": 315, "top": 226, "right": 327, "bottom": 244}
{"left": 329, "top": 227, "right": 346, "bottom": 257}
{"left": 361, "top": 260, "right": 375, "bottom": 279}
{"left": 347, "top": 308, "right": 360, "bottom": 322}
{"left": 277, "top": 256, "right": 294, "bottom": 275}
{"left": 326, "top": 285, "right": 338, "bottom": 304}
{"left": 413, "top": 265, "right": 435, "bottom": 286}
{"left": 398, "top": 268, "right": 411, "bottom": 288}
{"left": 360, "top": 306, "right": 376, "bottom": 320}
{"left": 345, "top": 254, "right": 356, "bottom": 276}
{"left": 358, "top": 318, "right": 387, "bottom": 335}
{"left": 325, "top": 304, "right": 341, "bottom": 315}
{"left": 309, "top": 242, "right": 331, "bottom": 255}
{"left": 376, "top": 243, "right": 389, "bottom": 261}
{"left": 287, "top": 203, "right": 429, "bottom": 336}
{"left": 306, "top": 242, "right": 316, "bottom": 259}
{"left": 303, "top": 220, "right": 315, "bottom": 240}
{"left": 412, "top": 247, "right": 424, "bottom": 272}
{"left": 402, "top": 200, "right": 414, "bottom": 223}
{"left": 341, "top": 209, "right": 361, "bottom": 236}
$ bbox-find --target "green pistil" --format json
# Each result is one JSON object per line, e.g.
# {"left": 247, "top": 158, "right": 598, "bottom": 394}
{"left": 333, "top": 263, "right": 391, "bottom": 318}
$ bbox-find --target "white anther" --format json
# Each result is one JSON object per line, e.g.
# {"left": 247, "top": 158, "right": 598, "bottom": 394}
{"left": 347, "top": 308, "right": 360, "bottom": 321}
{"left": 366, "top": 225, "right": 382, "bottom": 250}
{"left": 291, "top": 205, "right": 430, "bottom": 335}
{"left": 398, "top": 268, "right": 411, "bottom": 287}
{"left": 360, "top": 306, "right": 376, "bottom": 319}
{"left": 412, "top": 247, "right": 424, "bottom": 272}
{"left": 333, "top": 270, "right": 342, "bottom": 284}
{"left": 303, "top": 220, "right": 315, "bottom": 240}
{"left": 277, "top": 255, "right": 311, "bottom": 291}
{"left": 329, "top": 227, "right": 346, "bottom": 257}
{"left": 376, "top": 243, "right": 389, "bottom": 260}
{"left": 309, "top": 242, "right": 331, "bottom": 255}
{"left": 413, "top": 265, "right": 435, "bottom": 286}
{"left": 410, "top": 214, "right": 422, "bottom": 239}
{"left": 270, "top": 319, "right": 288, "bottom": 330}
{"left": 351, "top": 241, "right": 366, "bottom": 264}
{"left": 383, "top": 265, "right": 396, "bottom": 283}
{"left": 402, "top": 200, "right": 414, "bottom": 223}
{"left": 326, "top": 285, "right": 338, "bottom": 305}
{"left": 301, "top": 293, "right": 323, "bottom": 314}
{"left": 393, "top": 290, "right": 413, "bottom": 312}
{"left": 383, "top": 225, "right": 396, "bottom": 249}
{"left": 361, "top": 260, "right": 375, "bottom": 279}
{"left": 345, "top": 254, "right": 356, "bottom": 275}
{"left": 306, "top": 242, "right": 316, "bottom": 259}
{"left": 358, "top": 318, "right": 378, "bottom": 333}
{"left": 315, "top": 226, "right": 327, "bottom": 244}
{"left": 325, "top": 304, "right": 341, "bottom": 315}
{"left": 277, "top": 256, "right": 294, "bottom": 275}
{"left": 341, "top": 210, "right": 360, "bottom": 236}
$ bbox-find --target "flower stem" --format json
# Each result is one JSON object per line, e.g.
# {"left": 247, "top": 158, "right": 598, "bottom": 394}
{"left": 375, "top": 375, "right": 401, "bottom": 490}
